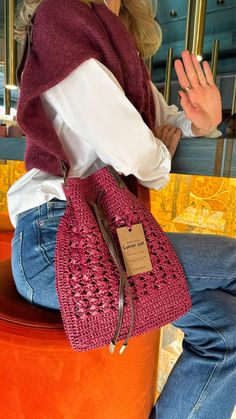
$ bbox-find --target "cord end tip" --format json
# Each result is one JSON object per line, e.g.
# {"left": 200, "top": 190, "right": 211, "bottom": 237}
{"left": 119, "top": 344, "right": 127, "bottom": 355}
{"left": 109, "top": 342, "right": 116, "bottom": 354}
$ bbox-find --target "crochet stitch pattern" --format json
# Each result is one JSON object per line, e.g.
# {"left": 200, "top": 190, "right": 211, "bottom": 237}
{"left": 55, "top": 168, "right": 192, "bottom": 352}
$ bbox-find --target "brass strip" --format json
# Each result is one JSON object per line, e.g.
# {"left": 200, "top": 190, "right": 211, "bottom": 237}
{"left": 213, "top": 137, "right": 224, "bottom": 177}
{"left": 164, "top": 48, "right": 173, "bottom": 105}
{"left": 4, "top": 0, "right": 17, "bottom": 89}
{"left": 143, "top": 55, "right": 153, "bottom": 208}
{"left": 185, "top": 0, "right": 207, "bottom": 60}
{"left": 223, "top": 139, "right": 234, "bottom": 178}
{"left": 210, "top": 40, "right": 220, "bottom": 82}
{"left": 4, "top": 88, "right": 11, "bottom": 115}
{"left": 231, "top": 76, "right": 236, "bottom": 116}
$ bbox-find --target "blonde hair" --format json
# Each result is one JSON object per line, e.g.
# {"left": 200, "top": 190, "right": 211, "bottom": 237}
{"left": 15, "top": 0, "right": 162, "bottom": 59}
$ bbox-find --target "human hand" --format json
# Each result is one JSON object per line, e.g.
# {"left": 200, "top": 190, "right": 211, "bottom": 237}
{"left": 154, "top": 124, "right": 182, "bottom": 158}
{"left": 175, "top": 50, "right": 222, "bottom": 136}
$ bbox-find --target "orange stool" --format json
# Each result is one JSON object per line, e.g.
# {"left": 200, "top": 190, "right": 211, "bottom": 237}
{"left": 0, "top": 259, "right": 160, "bottom": 419}
{"left": 0, "top": 212, "right": 14, "bottom": 261}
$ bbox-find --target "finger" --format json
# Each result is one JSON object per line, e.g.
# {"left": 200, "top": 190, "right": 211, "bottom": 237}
{"left": 162, "top": 125, "right": 175, "bottom": 138}
{"left": 172, "top": 131, "right": 182, "bottom": 144}
{"left": 172, "top": 127, "right": 182, "bottom": 138}
{"left": 168, "top": 126, "right": 179, "bottom": 136}
{"left": 154, "top": 125, "right": 165, "bottom": 140}
{"left": 154, "top": 127, "right": 161, "bottom": 136}
{"left": 174, "top": 59, "right": 190, "bottom": 89}
{"left": 202, "top": 61, "right": 215, "bottom": 86}
{"left": 170, "top": 128, "right": 182, "bottom": 142}
{"left": 191, "top": 54, "right": 207, "bottom": 86}
{"left": 181, "top": 50, "right": 200, "bottom": 88}
{"left": 163, "top": 124, "right": 175, "bottom": 132}
{"left": 168, "top": 131, "right": 182, "bottom": 158}
{"left": 158, "top": 125, "right": 165, "bottom": 137}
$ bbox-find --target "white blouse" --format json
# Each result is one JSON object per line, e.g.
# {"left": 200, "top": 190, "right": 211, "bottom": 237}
{"left": 7, "top": 58, "right": 196, "bottom": 228}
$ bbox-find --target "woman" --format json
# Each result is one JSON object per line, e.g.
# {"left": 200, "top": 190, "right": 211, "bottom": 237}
{"left": 8, "top": 0, "right": 236, "bottom": 418}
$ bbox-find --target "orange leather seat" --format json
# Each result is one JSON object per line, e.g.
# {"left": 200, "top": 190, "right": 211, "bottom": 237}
{"left": 0, "top": 259, "right": 160, "bottom": 419}
{"left": 0, "top": 228, "right": 13, "bottom": 263}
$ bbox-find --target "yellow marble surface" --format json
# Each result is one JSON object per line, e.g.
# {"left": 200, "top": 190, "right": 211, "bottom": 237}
{"left": 1, "top": 165, "right": 235, "bottom": 237}
{"left": 150, "top": 173, "right": 236, "bottom": 238}
{"left": 0, "top": 160, "right": 25, "bottom": 214}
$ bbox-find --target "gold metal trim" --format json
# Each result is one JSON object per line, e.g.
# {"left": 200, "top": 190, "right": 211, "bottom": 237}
{"left": 164, "top": 48, "right": 173, "bottom": 105}
{"left": 4, "top": 0, "right": 17, "bottom": 90}
{"left": 185, "top": 0, "right": 207, "bottom": 61}
{"left": 231, "top": 76, "right": 236, "bottom": 116}
{"left": 4, "top": 88, "right": 11, "bottom": 115}
{"left": 213, "top": 137, "right": 224, "bottom": 177}
{"left": 210, "top": 40, "right": 220, "bottom": 82}
{"left": 223, "top": 139, "right": 234, "bottom": 178}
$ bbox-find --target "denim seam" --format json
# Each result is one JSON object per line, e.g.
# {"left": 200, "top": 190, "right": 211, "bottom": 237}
{"left": 35, "top": 219, "right": 52, "bottom": 266}
{"left": 16, "top": 231, "right": 34, "bottom": 302}
{"left": 47, "top": 201, "right": 67, "bottom": 212}
{"left": 12, "top": 234, "right": 21, "bottom": 245}
{"left": 187, "top": 275, "right": 235, "bottom": 281}
{"left": 188, "top": 363, "right": 219, "bottom": 419}
{"left": 186, "top": 310, "right": 229, "bottom": 418}
{"left": 187, "top": 310, "right": 229, "bottom": 364}
{"left": 37, "top": 216, "right": 64, "bottom": 226}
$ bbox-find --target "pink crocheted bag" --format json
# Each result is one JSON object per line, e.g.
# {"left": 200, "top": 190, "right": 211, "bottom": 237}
{"left": 54, "top": 166, "right": 192, "bottom": 353}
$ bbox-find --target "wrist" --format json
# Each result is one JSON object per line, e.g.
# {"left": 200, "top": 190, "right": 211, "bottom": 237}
{"left": 191, "top": 123, "right": 216, "bottom": 137}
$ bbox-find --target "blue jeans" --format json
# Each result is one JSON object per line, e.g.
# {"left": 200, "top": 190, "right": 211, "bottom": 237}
{"left": 12, "top": 200, "right": 236, "bottom": 419}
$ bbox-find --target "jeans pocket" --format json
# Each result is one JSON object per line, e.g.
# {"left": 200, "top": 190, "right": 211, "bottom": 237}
{"left": 36, "top": 215, "right": 63, "bottom": 264}
{"left": 11, "top": 231, "right": 34, "bottom": 303}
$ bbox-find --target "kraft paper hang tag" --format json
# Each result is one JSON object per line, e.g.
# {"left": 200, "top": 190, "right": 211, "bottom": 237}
{"left": 116, "top": 223, "right": 153, "bottom": 276}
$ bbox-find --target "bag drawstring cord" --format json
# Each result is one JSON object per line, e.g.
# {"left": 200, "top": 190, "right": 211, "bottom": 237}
{"left": 91, "top": 192, "right": 135, "bottom": 354}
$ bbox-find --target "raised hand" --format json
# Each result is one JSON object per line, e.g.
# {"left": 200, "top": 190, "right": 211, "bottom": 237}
{"left": 174, "top": 50, "right": 222, "bottom": 136}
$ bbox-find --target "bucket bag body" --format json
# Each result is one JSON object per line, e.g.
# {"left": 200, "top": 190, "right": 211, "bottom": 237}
{"left": 54, "top": 166, "right": 192, "bottom": 353}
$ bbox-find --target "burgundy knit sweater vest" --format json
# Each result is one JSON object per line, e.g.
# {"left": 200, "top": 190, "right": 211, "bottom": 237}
{"left": 17, "top": 0, "right": 156, "bottom": 176}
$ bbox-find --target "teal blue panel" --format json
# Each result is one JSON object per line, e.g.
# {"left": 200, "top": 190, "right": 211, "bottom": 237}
{"left": 153, "top": 0, "right": 236, "bottom": 81}
{"left": 0, "top": 137, "right": 25, "bottom": 160}
{"left": 0, "top": 136, "right": 235, "bottom": 178}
